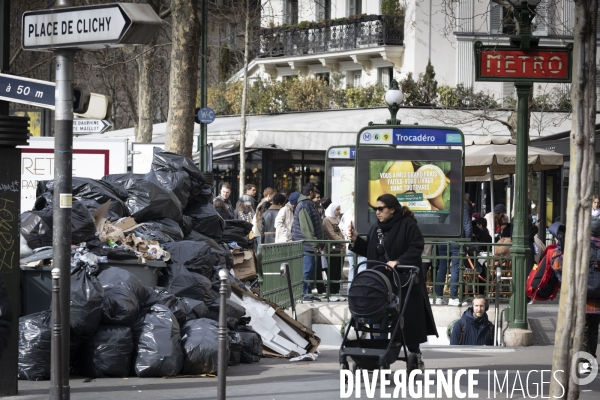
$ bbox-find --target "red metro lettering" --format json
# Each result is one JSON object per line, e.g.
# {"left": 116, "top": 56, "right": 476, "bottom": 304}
{"left": 481, "top": 50, "right": 569, "bottom": 79}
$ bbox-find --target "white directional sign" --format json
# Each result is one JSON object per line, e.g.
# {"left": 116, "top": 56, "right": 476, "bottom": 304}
{"left": 73, "top": 119, "right": 111, "bottom": 134}
{"left": 22, "top": 3, "right": 161, "bottom": 50}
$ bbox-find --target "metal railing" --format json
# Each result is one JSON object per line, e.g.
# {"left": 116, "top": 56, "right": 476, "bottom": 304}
{"left": 256, "top": 239, "right": 514, "bottom": 309}
{"left": 256, "top": 15, "right": 404, "bottom": 59}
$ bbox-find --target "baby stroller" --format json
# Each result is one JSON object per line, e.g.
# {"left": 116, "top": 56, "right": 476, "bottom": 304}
{"left": 340, "top": 260, "right": 421, "bottom": 373}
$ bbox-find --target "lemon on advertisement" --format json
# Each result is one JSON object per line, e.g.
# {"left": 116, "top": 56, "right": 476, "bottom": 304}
{"left": 369, "top": 160, "right": 451, "bottom": 213}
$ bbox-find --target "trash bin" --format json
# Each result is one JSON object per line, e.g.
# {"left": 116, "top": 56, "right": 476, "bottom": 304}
{"left": 98, "top": 259, "right": 166, "bottom": 287}
{"left": 20, "top": 266, "right": 53, "bottom": 316}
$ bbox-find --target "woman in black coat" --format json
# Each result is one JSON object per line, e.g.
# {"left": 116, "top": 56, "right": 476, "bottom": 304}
{"left": 349, "top": 194, "right": 437, "bottom": 370}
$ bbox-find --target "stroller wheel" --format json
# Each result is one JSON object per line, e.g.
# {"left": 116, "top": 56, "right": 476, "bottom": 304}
{"left": 407, "top": 353, "right": 419, "bottom": 374}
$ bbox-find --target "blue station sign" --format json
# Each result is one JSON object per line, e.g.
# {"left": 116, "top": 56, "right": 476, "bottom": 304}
{"left": 328, "top": 146, "right": 356, "bottom": 159}
{"left": 358, "top": 127, "right": 463, "bottom": 146}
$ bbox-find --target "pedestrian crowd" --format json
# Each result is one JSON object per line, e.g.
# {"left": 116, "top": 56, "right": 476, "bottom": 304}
{"left": 211, "top": 182, "right": 352, "bottom": 302}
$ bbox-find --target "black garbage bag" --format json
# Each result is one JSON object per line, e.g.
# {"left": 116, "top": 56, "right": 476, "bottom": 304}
{"left": 132, "top": 304, "right": 183, "bottom": 377}
{"left": 70, "top": 264, "right": 104, "bottom": 337}
{"left": 163, "top": 240, "right": 224, "bottom": 279}
{"left": 123, "top": 177, "right": 183, "bottom": 223}
{"left": 228, "top": 331, "right": 243, "bottom": 366}
{"left": 158, "top": 263, "right": 214, "bottom": 304}
{"left": 220, "top": 226, "right": 251, "bottom": 249}
{"left": 150, "top": 149, "right": 212, "bottom": 204}
{"left": 102, "top": 173, "right": 145, "bottom": 188}
{"left": 79, "top": 325, "right": 134, "bottom": 378}
{"left": 181, "top": 215, "right": 193, "bottom": 235}
{"left": 211, "top": 267, "right": 246, "bottom": 291}
{"left": 20, "top": 210, "right": 53, "bottom": 249}
{"left": 71, "top": 200, "right": 98, "bottom": 244}
{"left": 183, "top": 201, "right": 224, "bottom": 241}
{"left": 207, "top": 299, "right": 246, "bottom": 330}
{"left": 178, "top": 297, "right": 210, "bottom": 321}
{"left": 183, "top": 230, "right": 211, "bottom": 242}
{"left": 98, "top": 268, "right": 147, "bottom": 326}
{"left": 210, "top": 276, "right": 231, "bottom": 299}
{"left": 38, "top": 178, "right": 130, "bottom": 219}
{"left": 134, "top": 218, "right": 184, "bottom": 244}
{"left": 141, "top": 287, "right": 186, "bottom": 326}
{"left": 225, "top": 219, "right": 254, "bottom": 235}
{"left": 76, "top": 198, "right": 122, "bottom": 221}
{"left": 145, "top": 170, "right": 191, "bottom": 210}
{"left": 18, "top": 311, "right": 52, "bottom": 381}
{"left": 180, "top": 318, "right": 227, "bottom": 375}
{"left": 236, "top": 326, "right": 263, "bottom": 363}
{"left": 20, "top": 201, "right": 97, "bottom": 249}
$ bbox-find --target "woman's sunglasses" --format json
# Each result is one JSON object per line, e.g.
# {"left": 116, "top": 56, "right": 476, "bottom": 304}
{"left": 371, "top": 206, "right": 389, "bottom": 213}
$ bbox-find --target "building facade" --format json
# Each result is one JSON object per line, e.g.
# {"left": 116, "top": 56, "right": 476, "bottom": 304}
{"left": 215, "top": 0, "right": 592, "bottom": 205}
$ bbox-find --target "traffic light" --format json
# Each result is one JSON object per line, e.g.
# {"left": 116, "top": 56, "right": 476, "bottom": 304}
{"left": 73, "top": 87, "right": 91, "bottom": 113}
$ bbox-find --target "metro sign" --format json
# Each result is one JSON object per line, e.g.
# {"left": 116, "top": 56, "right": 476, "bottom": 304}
{"left": 474, "top": 42, "right": 572, "bottom": 83}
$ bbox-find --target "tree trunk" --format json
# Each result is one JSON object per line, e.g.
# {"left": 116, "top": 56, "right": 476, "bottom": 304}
{"left": 166, "top": 0, "right": 200, "bottom": 158}
{"left": 136, "top": 0, "right": 162, "bottom": 143}
{"left": 239, "top": 0, "right": 251, "bottom": 192}
{"left": 550, "top": 1, "right": 597, "bottom": 398}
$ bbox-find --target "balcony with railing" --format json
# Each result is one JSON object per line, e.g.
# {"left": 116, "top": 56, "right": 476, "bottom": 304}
{"left": 256, "top": 15, "right": 404, "bottom": 59}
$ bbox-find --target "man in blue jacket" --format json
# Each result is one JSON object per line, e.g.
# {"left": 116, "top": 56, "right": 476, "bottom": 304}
{"left": 450, "top": 295, "right": 494, "bottom": 345}
{"left": 292, "top": 183, "right": 323, "bottom": 302}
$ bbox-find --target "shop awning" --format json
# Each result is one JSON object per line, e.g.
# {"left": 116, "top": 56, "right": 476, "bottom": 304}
{"left": 87, "top": 107, "right": 579, "bottom": 152}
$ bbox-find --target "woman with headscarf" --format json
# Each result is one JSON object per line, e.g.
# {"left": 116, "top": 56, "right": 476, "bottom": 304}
{"left": 235, "top": 194, "right": 255, "bottom": 223}
{"left": 322, "top": 203, "right": 345, "bottom": 301}
{"left": 348, "top": 194, "right": 437, "bottom": 371}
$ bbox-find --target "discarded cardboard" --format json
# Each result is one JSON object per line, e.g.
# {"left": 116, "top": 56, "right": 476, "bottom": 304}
{"left": 93, "top": 200, "right": 144, "bottom": 244}
{"left": 232, "top": 250, "right": 257, "bottom": 281}
{"left": 231, "top": 285, "right": 320, "bottom": 358}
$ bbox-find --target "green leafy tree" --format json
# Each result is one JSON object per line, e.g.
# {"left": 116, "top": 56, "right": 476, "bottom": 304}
{"left": 398, "top": 72, "right": 423, "bottom": 106}
{"left": 421, "top": 60, "right": 438, "bottom": 104}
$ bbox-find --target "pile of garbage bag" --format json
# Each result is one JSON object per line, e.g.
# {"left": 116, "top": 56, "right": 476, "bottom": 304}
{"left": 17, "top": 150, "right": 274, "bottom": 381}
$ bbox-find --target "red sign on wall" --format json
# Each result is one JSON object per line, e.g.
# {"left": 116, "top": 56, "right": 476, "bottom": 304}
{"left": 474, "top": 43, "right": 572, "bottom": 83}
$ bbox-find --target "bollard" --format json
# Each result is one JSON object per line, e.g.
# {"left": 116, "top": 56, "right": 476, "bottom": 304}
{"left": 49, "top": 268, "right": 64, "bottom": 400}
{"left": 494, "top": 266, "right": 502, "bottom": 346}
{"left": 217, "top": 268, "right": 228, "bottom": 400}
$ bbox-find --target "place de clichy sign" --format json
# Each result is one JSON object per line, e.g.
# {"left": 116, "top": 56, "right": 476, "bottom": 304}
{"left": 474, "top": 41, "right": 573, "bottom": 83}
{"left": 22, "top": 3, "right": 161, "bottom": 50}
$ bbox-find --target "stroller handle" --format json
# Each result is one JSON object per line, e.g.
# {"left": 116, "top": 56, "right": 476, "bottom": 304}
{"left": 356, "top": 259, "right": 420, "bottom": 274}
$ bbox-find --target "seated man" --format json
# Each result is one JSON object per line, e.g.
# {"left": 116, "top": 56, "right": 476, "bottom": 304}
{"left": 450, "top": 295, "right": 494, "bottom": 345}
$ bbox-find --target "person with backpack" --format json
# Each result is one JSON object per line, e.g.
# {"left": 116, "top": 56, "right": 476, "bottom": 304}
{"left": 450, "top": 295, "right": 494, "bottom": 346}
{"left": 583, "top": 216, "right": 600, "bottom": 362}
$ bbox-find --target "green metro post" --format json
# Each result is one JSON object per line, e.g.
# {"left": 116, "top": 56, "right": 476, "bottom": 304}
{"left": 474, "top": 1, "right": 572, "bottom": 330}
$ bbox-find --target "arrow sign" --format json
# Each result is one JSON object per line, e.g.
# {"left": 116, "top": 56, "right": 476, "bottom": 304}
{"left": 0, "top": 73, "right": 55, "bottom": 108}
{"left": 0, "top": 72, "right": 103, "bottom": 112}
{"left": 73, "top": 119, "right": 111, "bottom": 134}
{"left": 22, "top": 3, "right": 161, "bottom": 51}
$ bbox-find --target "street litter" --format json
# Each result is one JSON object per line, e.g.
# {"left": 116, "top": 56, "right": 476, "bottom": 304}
{"left": 289, "top": 353, "right": 318, "bottom": 362}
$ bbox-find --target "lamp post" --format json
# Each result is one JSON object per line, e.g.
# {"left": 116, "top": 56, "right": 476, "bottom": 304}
{"left": 384, "top": 79, "right": 404, "bottom": 125}
{"left": 506, "top": 0, "right": 539, "bottom": 332}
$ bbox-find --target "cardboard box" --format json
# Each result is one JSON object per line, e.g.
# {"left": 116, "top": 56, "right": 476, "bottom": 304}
{"left": 231, "top": 285, "right": 320, "bottom": 357}
{"left": 232, "top": 250, "right": 257, "bottom": 280}
{"left": 93, "top": 201, "right": 143, "bottom": 233}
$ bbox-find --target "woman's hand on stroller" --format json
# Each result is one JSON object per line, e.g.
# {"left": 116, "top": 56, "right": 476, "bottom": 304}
{"left": 386, "top": 260, "right": 399, "bottom": 270}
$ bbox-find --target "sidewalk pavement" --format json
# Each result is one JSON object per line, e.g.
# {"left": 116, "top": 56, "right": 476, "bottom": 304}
{"left": 8, "top": 302, "right": 600, "bottom": 400}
